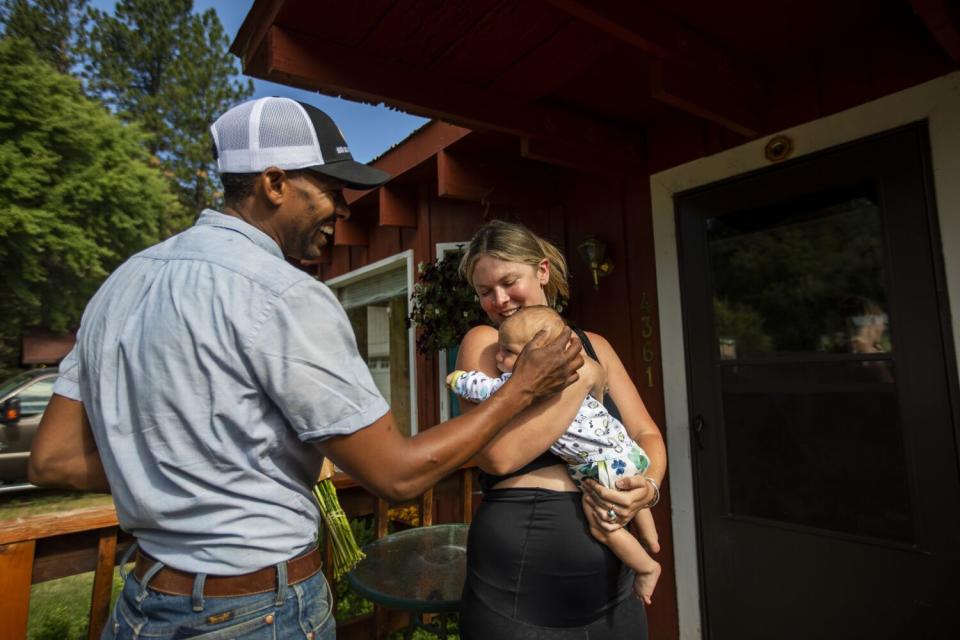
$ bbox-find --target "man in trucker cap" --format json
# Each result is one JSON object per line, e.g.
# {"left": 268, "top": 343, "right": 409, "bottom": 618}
{"left": 29, "top": 97, "right": 583, "bottom": 638}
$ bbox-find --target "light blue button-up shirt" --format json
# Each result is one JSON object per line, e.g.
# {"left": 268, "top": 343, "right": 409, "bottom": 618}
{"left": 54, "top": 210, "right": 389, "bottom": 574}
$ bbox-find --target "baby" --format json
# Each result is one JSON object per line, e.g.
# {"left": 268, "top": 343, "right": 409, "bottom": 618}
{"left": 447, "top": 306, "right": 661, "bottom": 603}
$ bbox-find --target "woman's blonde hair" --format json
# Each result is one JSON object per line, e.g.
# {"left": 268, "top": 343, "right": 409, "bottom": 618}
{"left": 460, "top": 220, "right": 569, "bottom": 309}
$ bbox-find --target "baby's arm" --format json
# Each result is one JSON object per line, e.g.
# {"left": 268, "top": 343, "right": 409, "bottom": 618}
{"left": 446, "top": 370, "right": 507, "bottom": 403}
{"left": 633, "top": 508, "right": 660, "bottom": 554}
{"left": 607, "top": 527, "right": 661, "bottom": 604}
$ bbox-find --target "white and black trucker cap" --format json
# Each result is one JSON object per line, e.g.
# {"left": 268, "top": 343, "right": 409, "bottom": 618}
{"left": 210, "top": 97, "right": 390, "bottom": 189}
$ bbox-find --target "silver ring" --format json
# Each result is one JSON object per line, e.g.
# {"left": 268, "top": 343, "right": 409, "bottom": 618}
{"left": 607, "top": 508, "right": 617, "bottom": 522}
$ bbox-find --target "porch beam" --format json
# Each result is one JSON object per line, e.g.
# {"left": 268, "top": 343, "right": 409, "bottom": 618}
{"left": 437, "top": 150, "right": 558, "bottom": 207}
{"left": 543, "top": 0, "right": 763, "bottom": 137}
{"left": 230, "top": 0, "right": 286, "bottom": 62}
{"left": 333, "top": 218, "right": 369, "bottom": 247}
{"left": 344, "top": 121, "right": 471, "bottom": 205}
{"left": 521, "top": 136, "right": 640, "bottom": 174}
{"left": 379, "top": 184, "right": 418, "bottom": 228}
{"left": 260, "top": 26, "right": 638, "bottom": 163}
{"left": 910, "top": 0, "right": 960, "bottom": 65}
{"left": 437, "top": 150, "right": 492, "bottom": 203}
{"left": 490, "top": 20, "right": 618, "bottom": 102}
{"left": 650, "top": 59, "right": 763, "bottom": 139}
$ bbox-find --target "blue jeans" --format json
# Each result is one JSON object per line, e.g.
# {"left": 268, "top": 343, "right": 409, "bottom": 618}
{"left": 103, "top": 554, "right": 336, "bottom": 639}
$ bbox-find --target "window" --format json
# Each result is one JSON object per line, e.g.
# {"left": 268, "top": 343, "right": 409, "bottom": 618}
{"left": 326, "top": 252, "right": 417, "bottom": 436}
{"left": 19, "top": 377, "right": 55, "bottom": 416}
{"left": 435, "top": 242, "right": 471, "bottom": 421}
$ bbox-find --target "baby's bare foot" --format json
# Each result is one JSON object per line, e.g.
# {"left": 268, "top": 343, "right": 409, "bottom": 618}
{"left": 633, "top": 562, "right": 662, "bottom": 605}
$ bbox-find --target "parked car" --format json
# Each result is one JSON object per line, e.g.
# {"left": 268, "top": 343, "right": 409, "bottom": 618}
{"left": 0, "top": 368, "right": 57, "bottom": 485}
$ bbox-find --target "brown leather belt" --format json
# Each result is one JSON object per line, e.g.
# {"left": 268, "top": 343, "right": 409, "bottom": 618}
{"left": 134, "top": 547, "right": 323, "bottom": 597}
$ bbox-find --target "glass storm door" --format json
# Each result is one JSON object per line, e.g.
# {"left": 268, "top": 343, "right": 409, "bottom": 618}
{"left": 677, "top": 124, "right": 960, "bottom": 639}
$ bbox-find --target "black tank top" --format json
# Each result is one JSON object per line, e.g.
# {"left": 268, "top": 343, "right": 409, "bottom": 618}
{"left": 477, "top": 327, "right": 622, "bottom": 492}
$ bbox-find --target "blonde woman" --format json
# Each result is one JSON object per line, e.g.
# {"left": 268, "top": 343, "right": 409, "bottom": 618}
{"left": 456, "top": 220, "right": 666, "bottom": 638}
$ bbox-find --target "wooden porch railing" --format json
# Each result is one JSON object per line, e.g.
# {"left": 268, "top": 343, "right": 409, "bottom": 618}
{"left": 0, "top": 465, "right": 477, "bottom": 640}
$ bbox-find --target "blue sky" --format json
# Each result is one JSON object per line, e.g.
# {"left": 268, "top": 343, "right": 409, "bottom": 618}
{"left": 91, "top": 0, "right": 429, "bottom": 162}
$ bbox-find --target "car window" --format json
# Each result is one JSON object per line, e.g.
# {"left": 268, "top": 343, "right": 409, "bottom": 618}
{"left": 19, "top": 378, "right": 56, "bottom": 416}
{"left": 0, "top": 371, "right": 37, "bottom": 397}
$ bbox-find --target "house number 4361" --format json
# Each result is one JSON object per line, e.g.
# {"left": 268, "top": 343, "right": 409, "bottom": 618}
{"left": 639, "top": 293, "right": 656, "bottom": 388}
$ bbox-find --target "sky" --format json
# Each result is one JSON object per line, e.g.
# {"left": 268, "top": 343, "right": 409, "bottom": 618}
{"left": 90, "top": 0, "right": 429, "bottom": 163}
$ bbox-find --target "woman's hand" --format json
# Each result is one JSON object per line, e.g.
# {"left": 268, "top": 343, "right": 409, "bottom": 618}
{"left": 582, "top": 493, "right": 614, "bottom": 544}
{"left": 581, "top": 476, "right": 654, "bottom": 532}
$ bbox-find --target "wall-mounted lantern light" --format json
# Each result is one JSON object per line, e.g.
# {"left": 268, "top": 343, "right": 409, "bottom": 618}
{"left": 577, "top": 236, "right": 614, "bottom": 291}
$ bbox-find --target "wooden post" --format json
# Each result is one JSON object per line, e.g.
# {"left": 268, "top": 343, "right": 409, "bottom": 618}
{"left": 419, "top": 488, "right": 434, "bottom": 527}
{"left": 346, "top": 307, "right": 369, "bottom": 360}
{"left": 374, "top": 498, "right": 389, "bottom": 540}
{"left": 1, "top": 540, "right": 36, "bottom": 640}
{"left": 88, "top": 528, "right": 118, "bottom": 639}
{"left": 373, "top": 495, "right": 390, "bottom": 639}
{"left": 388, "top": 296, "right": 411, "bottom": 437}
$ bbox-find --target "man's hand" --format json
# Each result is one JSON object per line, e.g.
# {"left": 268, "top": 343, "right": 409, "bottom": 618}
{"left": 509, "top": 327, "right": 584, "bottom": 398}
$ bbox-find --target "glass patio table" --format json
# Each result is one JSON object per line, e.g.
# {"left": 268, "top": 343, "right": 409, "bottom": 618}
{"left": 347, "top": 523, "right": 468, "bottom": 639}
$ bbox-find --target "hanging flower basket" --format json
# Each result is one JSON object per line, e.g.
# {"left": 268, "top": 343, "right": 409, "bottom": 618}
{"left": 407, "top": 248, "right": 489, "bottom": 354}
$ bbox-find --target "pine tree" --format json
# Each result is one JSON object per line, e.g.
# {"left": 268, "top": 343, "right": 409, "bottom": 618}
{"left": 0, "top": 38, "right": 175, "bottom": 377}
{"left": 0, "top": 0, "right": 89, "bottom": 73}
{"left": 84, "top": 0, "right": 252, "bottom": 235}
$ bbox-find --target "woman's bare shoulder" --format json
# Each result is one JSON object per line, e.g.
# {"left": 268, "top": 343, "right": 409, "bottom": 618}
{"left": 461, "top": 324, "right": 498, "bottom": 349}
{"left": 581, "top": 330, "right": 628, "bottom": 376}
{"left": 458, "top": 324, "right": 499, "bottom": 373}
{"left": 582, "top": 330, "right": 614, "bottom": 355}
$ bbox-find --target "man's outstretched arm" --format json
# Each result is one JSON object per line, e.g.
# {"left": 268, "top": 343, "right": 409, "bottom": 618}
{"left": 320, "top": 328, "right": 584, "bottom": 502}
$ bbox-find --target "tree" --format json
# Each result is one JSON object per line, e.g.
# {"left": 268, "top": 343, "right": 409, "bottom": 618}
{"left": 84, "top": 0, "right": 252, "bottom": 234}
{"left": 0, "top": 0, "right": 88, "bottom": 74}
{"left": 0, "top": 38, "right": 175, "bottom": 377}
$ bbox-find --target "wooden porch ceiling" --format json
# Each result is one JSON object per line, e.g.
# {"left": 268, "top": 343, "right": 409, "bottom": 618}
{"left": 233, "top": 0, "right": 959, "bottom": 171}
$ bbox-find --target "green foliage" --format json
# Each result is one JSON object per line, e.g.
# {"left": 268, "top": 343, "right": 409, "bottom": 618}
{"left": 388, "top": 623, "right": 459, "bottom": 640}
{"left": 708, "top": 199, "right": 887, "bottom": 355}
{"left": 330, "top": 516, "right": 375, "bottom": 620}
{"left": 0, "top": 39, "right": 174, "bottom": 376}
{"left": 0, "top": 0, "right": 89, "bottom": 73}
{"left": 408, "top": 250, "right": 489, "bottom": 354}
{"left": 84, "top": 0, "right": 253, "bottom": 232}
{"left": 27, "top": 568, "right": 124, "bottom": 640}
{"left": 713, "top": 298, "right": 773, "bottom": 356}
{"left": 0, "top": 489, "right": 112, "bottom": 520}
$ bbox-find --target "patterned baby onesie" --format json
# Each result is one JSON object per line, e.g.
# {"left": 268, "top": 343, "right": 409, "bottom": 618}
{"left": 447, "top": 370, "right": 650, "bottom": 489}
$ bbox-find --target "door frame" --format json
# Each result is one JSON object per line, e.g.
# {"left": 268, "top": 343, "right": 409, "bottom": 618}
{"left": 650, "top": 71, "right": 960, "bottom": 640}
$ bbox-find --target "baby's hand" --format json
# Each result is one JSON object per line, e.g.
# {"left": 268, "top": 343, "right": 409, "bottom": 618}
{"left": 446, "top": 370, "right": 466, "bottom": 391}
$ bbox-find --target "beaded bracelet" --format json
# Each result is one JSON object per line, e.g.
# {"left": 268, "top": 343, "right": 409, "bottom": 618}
{"left": 644, "top": 477, "right": 660, "bottom": 509}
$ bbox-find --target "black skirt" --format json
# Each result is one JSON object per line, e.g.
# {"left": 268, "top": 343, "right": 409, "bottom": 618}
{"left": 460, "top": 487, "right": 648, "bottom": 639}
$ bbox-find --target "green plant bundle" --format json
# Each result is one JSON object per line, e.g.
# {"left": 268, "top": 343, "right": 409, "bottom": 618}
{"left": 407, "top": 249, "right": 488, "bottom": 354}
{"left": 313, "top": 480, "right": 365, "bottom": 580}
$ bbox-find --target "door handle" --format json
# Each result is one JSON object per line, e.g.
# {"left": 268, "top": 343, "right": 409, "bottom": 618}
{"left": 692, "top": 415, "right": 705, "bottom": 450}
